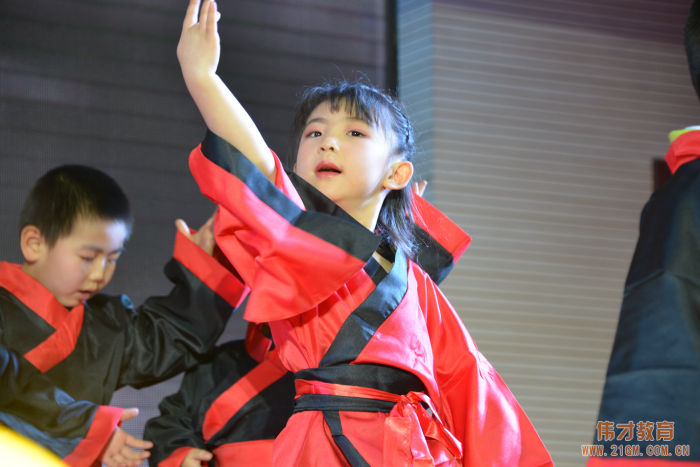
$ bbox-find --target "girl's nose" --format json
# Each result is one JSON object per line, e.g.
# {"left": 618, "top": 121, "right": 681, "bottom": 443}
{"left": 319, "top": 137, "right": 339, "bottom": 153}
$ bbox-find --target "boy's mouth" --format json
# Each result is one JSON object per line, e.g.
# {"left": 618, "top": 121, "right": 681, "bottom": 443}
{"left": 77, "top": 289, "right": 97, "bottom": 300}
{"left": 315, "top": 161, "right": 341, "bottom": 177}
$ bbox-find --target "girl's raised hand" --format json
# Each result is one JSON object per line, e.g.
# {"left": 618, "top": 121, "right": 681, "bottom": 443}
{"left": 178, "top": 0, "right": 221, "bottom": 80}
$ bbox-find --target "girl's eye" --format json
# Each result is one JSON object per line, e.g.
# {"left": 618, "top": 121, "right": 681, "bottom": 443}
{"left": 307, "top": 131, "right": 322, "bottom": 138}
{"left": 348, "top": 130, "right": 363, "bottom": 137}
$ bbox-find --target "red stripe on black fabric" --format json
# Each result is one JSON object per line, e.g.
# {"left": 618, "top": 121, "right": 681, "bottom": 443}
{"left": 245, "top": 323, "right": 272, "bottom": 364}
{"left": 199, "top": 131, "right": 380, "bottom": 261}
{"left": 173, "top": 230, "right": 248, "bottom": 308}
{"left": 156, "top": 446, "right": 195, "bottom": 467}
{"left": 202, "top": 351, "right": 288, "bottom": 442}
{"left": 24, "top": 304, "right": 85, "bottom": 373}
{"left": 319, "top": 251, "right": 408, "bottom": 368}
{"left": 63, "top": 405, "right": 123, "bottom": 467}
{"left": 212, "top": 439, "right": 275, "bottom": 467}
{"left": 0, "top": 262, "right": 69, "bottom": 330}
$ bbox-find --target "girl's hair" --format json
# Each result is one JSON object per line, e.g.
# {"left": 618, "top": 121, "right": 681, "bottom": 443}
{"left": 287, "top": 81, "right": 418, "bottom": 258}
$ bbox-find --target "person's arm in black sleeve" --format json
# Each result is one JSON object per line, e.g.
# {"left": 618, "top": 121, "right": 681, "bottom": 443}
{"left": 0, "top": 344, "right": 128, "bottom": 465}
{"left": 144, "top": 354, "right": 211, "bottom": 467}
{"left": 116, "top": 227, "right": 247, "bottom": 389}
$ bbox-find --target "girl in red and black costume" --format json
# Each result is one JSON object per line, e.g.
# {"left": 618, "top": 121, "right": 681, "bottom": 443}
{"left": 177, "top": 1, "right": 553, "bottom": 465}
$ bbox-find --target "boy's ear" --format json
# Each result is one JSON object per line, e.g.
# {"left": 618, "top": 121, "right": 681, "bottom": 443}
{"left": 20, "top": 225, "right": 46, "bottom": 263}
{"left": 384, "top": 160, "right": 414, "bottom": 190}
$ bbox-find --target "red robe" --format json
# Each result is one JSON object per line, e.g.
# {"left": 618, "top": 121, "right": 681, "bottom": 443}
{"left": 190, "top": 131, "right": 553, "bottom": 467}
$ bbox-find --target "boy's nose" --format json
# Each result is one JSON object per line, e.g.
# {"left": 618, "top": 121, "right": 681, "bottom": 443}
{"left": 89, "top": 259, "right": 107, "bottom": 282}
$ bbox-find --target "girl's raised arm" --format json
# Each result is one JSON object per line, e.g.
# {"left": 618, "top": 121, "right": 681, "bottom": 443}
{"left": 177, "top": 0, "right": 276, "bottom": 181}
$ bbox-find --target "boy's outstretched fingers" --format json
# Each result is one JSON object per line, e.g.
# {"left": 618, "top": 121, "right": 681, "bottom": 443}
{"left": 182, "top": 448, "right": 214, "bottom": 467}
{"left": 120, "top": 407, "right": 139, "bottom": 422}
{"left": 102, "top": 427, "right": 153, "bottom": 467}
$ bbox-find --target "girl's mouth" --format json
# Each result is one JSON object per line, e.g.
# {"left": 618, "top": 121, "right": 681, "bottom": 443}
{"left": 315, "top": 160, "right": 341, "bottom": 177}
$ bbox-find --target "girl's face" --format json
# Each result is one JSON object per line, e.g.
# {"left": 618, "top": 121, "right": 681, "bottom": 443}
{"left": 295, "top": 101, "right": 394, "bottom": 214}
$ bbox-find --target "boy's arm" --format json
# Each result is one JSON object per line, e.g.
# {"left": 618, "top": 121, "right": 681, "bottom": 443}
{"left": 0, "top": 345, "right": 151, "bottom": 467}
{"left": 178, "top": 0, "right": 275, "bottom": 181}
{"left": 144, "top": 359, "right": 211, "bottom": 467}
{"left": 115, "top": 219, "right": 247, "bottom": 389}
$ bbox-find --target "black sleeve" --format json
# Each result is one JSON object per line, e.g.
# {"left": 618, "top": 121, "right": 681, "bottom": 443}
{"left": 114, "top": 257, "right": 235, "bottom": 389}
{"left": 0, "top": 344, "right": 100, "bottom": 458}
{"left": 144, "top": 352, "right": 213, "bottom": 466}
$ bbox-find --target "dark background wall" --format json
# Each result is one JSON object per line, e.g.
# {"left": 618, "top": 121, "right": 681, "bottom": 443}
{"left": 0, "top": 0, "right": 390, "bottom": 453}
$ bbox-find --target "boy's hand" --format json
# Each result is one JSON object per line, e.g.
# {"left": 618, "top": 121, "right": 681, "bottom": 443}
{"left": 412, "top": 181, "right": 428, "bottom": 198}
{"left": 175, "top": 209, "right": 217, "bottom": 256}
{"left": 101, "top": 408, "right": 153, "bottom": 467}
{"left": 178, "top": 0, "right": 221, "bottom": 81}
{"left": 181, "top": 448, "right": 213, "bottom": 467}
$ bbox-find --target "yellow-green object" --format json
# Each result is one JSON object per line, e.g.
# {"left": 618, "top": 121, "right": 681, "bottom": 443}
{"left": 0, "top": 426, "right": 68, "bottom": 466}
{"left": 669, "top": 127, "right": 700, "bottom": 142}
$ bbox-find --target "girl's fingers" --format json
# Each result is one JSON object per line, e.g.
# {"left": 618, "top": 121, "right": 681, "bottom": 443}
{"left": 183, "top": 0, "right": 201, "bottom": 30}
{"left": 199, "top": 0, "right": 210, "bottom": 29}
{"left": 206, "top": 0, "right": 218, "bottom": 37}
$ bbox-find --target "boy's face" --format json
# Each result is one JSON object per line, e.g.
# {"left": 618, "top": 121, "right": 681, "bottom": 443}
{"left": 28, "top": 218, "right": 127, "bottom": 307}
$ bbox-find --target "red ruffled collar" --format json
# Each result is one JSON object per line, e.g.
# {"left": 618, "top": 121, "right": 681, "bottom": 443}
{"left": 665, "top": 130, "right": 700, "bottom": 174}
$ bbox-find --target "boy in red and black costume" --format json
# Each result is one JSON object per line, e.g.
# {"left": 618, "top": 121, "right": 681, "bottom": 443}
{"left": 0, "top": 165, "right": 247, "bottom": 466}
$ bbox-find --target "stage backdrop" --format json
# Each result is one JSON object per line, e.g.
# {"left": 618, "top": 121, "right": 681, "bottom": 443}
{"left": 0, "top": 0, "right": 391, "bottom": 456}
{"left": 398, "top": 0, "right": 698, "bottom": 465}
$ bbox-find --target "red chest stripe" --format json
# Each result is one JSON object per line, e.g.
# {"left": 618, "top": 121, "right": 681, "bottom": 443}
{"left": 202, "top": 349, "right": 288, "bottom": 441}
{"left": 24, "top": 304, "right": 85, "bottom": 373}
{"left": 0, "top": 262, "right": 69, "bottom": 329}
{"left": 0, "top": 262, "right": 85, "bottom": 373}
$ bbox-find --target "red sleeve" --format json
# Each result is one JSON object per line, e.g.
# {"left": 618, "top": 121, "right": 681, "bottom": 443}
{"left": 173, "top": 229, "right": 248, "bottom": 309}
{"left": 189, "top": 131, "right": 380, "bottom": 322}
{"left": 418, "top": 267, "right": 553, "bottom": 467}
{"left": 63, "top": 406, "right": 123, "bottom": 467}
{"left": 412, "top": 194, "right": 471, "bottom": 284}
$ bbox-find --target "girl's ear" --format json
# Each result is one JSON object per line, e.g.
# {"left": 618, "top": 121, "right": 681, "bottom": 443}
{"left": 384, "top": 160, "right": 414, "bottom": 190}
{"left": 20, "top": 225, "right": 46, "bottom": 264}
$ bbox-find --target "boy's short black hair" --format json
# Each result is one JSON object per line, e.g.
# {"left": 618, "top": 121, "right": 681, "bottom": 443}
{"left": 685, "top": 0, "right": 700, "bottom": 102}
{"left": 19, "top": 165, "right": 133, "bottom": 246}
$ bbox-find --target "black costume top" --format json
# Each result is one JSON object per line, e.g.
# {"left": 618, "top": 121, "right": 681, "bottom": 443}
{"left": 590, "top": 131, "right": 700, "bottom": 464}
{"left": 145, "top": 323, "right": 295, "bottom": 467}
{"left": 0, "top": 231, "right": 247, "bottom": 466}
